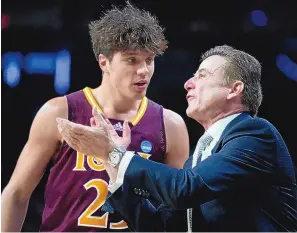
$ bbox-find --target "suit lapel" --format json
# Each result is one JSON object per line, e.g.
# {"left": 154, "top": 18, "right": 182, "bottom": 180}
{"left": 211, "top": 112, "right": 252, "bottom": 153}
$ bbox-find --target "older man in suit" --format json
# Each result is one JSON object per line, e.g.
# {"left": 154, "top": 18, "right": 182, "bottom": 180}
{"left": 57, "top": 45, "right": 297, "bottom": 232}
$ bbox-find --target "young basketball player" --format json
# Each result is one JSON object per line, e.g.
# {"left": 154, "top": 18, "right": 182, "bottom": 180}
{"left": 1, "top": 2, "right": 189, "bottom": 232}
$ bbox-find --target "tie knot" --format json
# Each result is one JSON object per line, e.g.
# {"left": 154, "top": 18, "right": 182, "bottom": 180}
{"left": 198, "top": 132, "right": 213, "bottom": 150}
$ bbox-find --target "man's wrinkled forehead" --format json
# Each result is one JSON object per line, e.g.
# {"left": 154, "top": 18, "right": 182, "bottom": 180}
{"left": 197, "top": 55, "right": 228, "bottom": 74}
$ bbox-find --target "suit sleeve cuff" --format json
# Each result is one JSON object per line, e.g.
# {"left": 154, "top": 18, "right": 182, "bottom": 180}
{"left": 108, "top": 151, "right": 135, "bottom": 193}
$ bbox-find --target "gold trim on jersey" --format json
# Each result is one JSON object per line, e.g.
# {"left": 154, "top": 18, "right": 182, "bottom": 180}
{"left": 83, "top": 87, "right": 103, "bottom": 113}
{"left": 82, "top": 87, "right": 148, "bottom": 126}
{"left": 130, "top": 96, "right": 148, "bottom": 125}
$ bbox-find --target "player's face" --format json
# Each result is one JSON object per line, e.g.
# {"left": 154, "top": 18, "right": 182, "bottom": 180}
{"left": 100, "top": 50, "right": 155, "bottom": 100}
{"left": 184, "top": 55, "right": 230, "bottom": 122}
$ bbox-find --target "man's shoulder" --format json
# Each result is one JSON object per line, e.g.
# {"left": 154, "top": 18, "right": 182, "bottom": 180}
{"left": 243, "top": 115, "right": 277, "bottom": 132}
{"left": 224, "top": 113, "right": 278, "bottom": 138}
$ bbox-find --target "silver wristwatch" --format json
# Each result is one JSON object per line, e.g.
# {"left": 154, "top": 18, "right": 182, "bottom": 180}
{"left": 108, "top": 146, "right": 126, "bottom": 167}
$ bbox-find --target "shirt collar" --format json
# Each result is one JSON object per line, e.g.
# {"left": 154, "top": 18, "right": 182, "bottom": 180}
{"left": 206, "top": 113, "right": 241, "bottom": 142}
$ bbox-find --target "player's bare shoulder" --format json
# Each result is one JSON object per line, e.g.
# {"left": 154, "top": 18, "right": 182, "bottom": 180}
{"left": 163, "top": 108, "right": 188, "bottom": 146}
{"left": 163, "top": 108, "right": 186, "bottom": 130}
{"left": 40, "top": 96, "right": 68, "bottom": 118}
{"left": 29, "top": 96, "right": 68, "bottom": 143}
{"left": 163, "top": 108, "right": 189, "bottom": 168}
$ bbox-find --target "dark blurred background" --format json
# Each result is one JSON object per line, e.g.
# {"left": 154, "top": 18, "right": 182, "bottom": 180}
{"left": 2, "top": 0, "right": 297, "bottom": 231}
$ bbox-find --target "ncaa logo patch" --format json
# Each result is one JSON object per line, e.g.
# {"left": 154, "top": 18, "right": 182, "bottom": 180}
{"left": 140, "top": 140, "right": 152, "bottom": 153}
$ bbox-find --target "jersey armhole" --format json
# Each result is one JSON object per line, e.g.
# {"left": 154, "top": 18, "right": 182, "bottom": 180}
{"left": 160, "top": 107, "right": 168, "bottom": 156}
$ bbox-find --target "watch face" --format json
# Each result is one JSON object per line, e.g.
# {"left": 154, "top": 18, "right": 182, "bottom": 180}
{"left": 110, "top": 152, "right": 120, "bottom": 164}
{"left": 109, "top": 146, "right": 125, "bottom": 167}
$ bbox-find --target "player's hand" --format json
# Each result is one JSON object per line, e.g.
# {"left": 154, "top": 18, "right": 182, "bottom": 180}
{"left": 90, "top": 106, "right": 131, "bottom": 150}
{"left": 56, "top": 107, "right": 131, "bottom": 163}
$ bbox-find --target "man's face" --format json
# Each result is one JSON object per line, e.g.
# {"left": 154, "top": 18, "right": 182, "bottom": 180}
{"left": 184, "top": 55, "right": 231, "bottom": 122}
{"left": 100, "top": 50, "right": 155, "bottom": 100}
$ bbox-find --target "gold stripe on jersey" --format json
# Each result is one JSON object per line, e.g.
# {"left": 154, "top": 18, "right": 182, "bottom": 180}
{"left": 83, "top": 87, "right": 103, "bottom": 113}
{"left": 82, "top": 87, "right": 148, "bottom": 126}
{"left": 131, "top": 96, "right": 148, "bottom": 126}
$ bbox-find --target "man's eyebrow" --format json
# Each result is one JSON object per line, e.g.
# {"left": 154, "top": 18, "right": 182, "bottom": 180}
{"left": 196, "top": 64, "right": 225, "bottom": 75}
{"left": 197, "top": 68, "right": 210, "bottom": 73}
{"left": 195, "top": 68, "right": 212, "bottom": 75}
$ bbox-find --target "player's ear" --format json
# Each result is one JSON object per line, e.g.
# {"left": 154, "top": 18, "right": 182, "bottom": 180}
{"left": 98, "top": 54, "right": 109, "bottom": 73}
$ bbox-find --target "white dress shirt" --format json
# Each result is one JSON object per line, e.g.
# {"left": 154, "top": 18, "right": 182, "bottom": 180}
{"left": 108, "top": 113, "right": 241, "bottom": 194}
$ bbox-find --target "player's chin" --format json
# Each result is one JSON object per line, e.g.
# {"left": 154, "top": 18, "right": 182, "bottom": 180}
{"left": 131, "top": 88, "right": 147, "bottom": 99}
{"left": 133, "top": 91, "right": 146, "bottom": 100}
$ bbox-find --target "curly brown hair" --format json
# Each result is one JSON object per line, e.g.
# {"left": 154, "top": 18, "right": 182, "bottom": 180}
{"left": 88, "top": 1, "right": 168, "bottom": 61}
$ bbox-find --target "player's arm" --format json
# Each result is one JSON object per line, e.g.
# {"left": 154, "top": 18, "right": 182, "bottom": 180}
{"left": 1, "top": 97, "right": 68, "bottom": 232}
{"left": 163, "top": 109, "right": 189, "bottom": 169}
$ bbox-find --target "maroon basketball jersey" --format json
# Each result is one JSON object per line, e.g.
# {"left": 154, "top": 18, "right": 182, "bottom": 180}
{"left": 40, "top": 87, "right": 166, "bottom": 232}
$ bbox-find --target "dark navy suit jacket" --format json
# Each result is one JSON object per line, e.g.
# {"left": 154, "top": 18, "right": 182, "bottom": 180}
{"left": 107, "top": 113, "right": 297, "bottom": 232}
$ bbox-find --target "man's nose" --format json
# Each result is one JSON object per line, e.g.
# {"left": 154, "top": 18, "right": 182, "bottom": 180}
{"left": 184, "top": 77, "right": 195, "bottom": 91}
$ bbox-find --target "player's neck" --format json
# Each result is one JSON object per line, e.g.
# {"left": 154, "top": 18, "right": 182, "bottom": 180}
{"left": 92, "top": 85, "right": 142, "bottom": 115}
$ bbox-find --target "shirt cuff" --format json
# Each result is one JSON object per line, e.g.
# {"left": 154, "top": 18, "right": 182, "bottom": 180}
{"left": 108, "top": 151, "right": 135, "bottom": 193}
